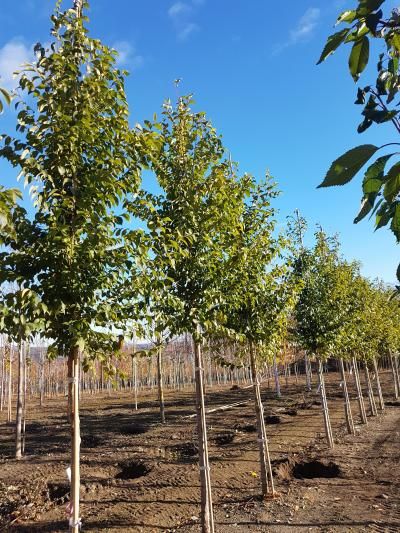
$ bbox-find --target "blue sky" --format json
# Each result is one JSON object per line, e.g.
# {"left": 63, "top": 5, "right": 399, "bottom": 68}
{"left": 0, "top": 0, "right": 398, "bottom": 282}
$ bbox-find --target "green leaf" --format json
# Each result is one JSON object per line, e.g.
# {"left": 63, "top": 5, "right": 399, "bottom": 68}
{"left": 354, "top": 194, "right": 376, "bottom": 223}
{"left": 318, "top": 144, "right": 380, "bottom": 188}
{"left": 383, "top": 162, "right": 400, "bottom": 202}
{"left": 317, "top": 29, "right": 350, "bottom": 64}
{"left": 392, "top": 34, "right": 400, "bottom": 54}
{"left": 357, "top": 0, "right": 385, "bottom": 16}
{"left": 391, "top": 203, "right": 400, "bottom": 241}
{"left": 362, "top": 154, "right": 394, "bottom": 194}
{"left": 336, "top": 10, "right": 357, "bottom": 25}
{"left": 0, "top": 87, "right": 11, "bottom": 104}
{"left": 349, "top": 37, "right": 370, "bottom": 81}
{"left": 375, "top": 202, "right": 392, "bottom": 229}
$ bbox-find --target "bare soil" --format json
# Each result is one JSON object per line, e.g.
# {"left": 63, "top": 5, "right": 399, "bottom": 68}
{"left": 0, "top": 371, "right": 399, "bottom": 532}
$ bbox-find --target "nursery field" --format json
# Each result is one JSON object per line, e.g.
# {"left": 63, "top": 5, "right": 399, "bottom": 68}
{"left": 0, "top": 371, "right": 399, "bottom": 532}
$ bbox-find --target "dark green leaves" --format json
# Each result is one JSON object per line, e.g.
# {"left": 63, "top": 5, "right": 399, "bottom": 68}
{"left": 318, "top": 144, "right": 379, "bottom": 188}
{"left": 317, "top": 29, "right": 350, "bottom": 64}
{"left": 349, "top": 37, "right": 370, "bottom": 81}
{"left": 357, "top": 0, "right": 385, "bottom": 16}
{"left": 383, "top": 162, "right": 400, "bottom": 202}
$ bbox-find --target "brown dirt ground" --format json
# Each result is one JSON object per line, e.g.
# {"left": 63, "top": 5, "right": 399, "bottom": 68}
{"left": 0, "top": 370, "right": 399, "bottom": 532}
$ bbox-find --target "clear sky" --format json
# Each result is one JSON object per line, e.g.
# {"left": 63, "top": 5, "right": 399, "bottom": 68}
{"left": 0, "top": 0, "right": 398, "bottom": 283}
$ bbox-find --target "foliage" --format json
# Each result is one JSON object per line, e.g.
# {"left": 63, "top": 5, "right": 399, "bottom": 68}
{"left": 131, "top": 95, "right": 249, "bottom": 342}
{"left": 222, "top": 177, "right": 300, "bottom": 363}
{"left": 318, "top": 0, "right": 400, "bottom": 283}
{"left": 0, "top": 87, "right": 11, "bottom": 114}
{"left": 294, "top": 230, "right": 358, "bottom": 360}
{"left": 0, "top": 2, "right": 141, "bottom": 357}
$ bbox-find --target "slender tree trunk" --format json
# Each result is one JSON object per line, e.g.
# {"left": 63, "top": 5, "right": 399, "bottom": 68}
{"left": 372, "top": 357, "right": 384, "bottom": 411}
{"left": 352, "top": 357, "right": 367, "bottom": 424}
{"left": 193, "top": 334, "right": 214, "bottom": 533}
{"left": 68, "top": 346, "right": 81, "bottom": 533}
{"left": 249, "top": 341, "right": 275, "bottom": 497}
{"left": 364, "top": 362, "right": 378, "bottom": 416}
{"left": 15, "top": 340, "right": 25, "bottom": 459}
{"left": 8, "top": 345, "right": 13, "bottom": 423}
{"left": 339, "top": 358, "right": 354, "bottom": 435}
{"left": 273, "top": 353, "right": 281, "bottom": 398}
{"left": 157, "top": 345, "right": 165, "bottom": 423}
{"left": 22, "top": 344, "right": 27, "bottom": 455}
{"left": 318, "top": 359, "right": 334, "bottom": 448}
{"left": 0, "top": 348, "right": 5, "bottom": 412}
{"left": 304, "top": 353, "right": 311, "bottom": 391}
{"left": 390, "top": 352, "right": 399, "bottom": 399}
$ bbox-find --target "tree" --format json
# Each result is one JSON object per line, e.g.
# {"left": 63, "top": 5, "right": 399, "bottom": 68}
{"left": 317, "top": 0, "right": 400, "bottom": 283}
{"left": 223, "top": 177, "right": 299, "bottom": 497}
{"left": 134, "top": 95, "right": 249, "bottom": 532}
{"left": 0, "top": 2, "right": 140, "bottom": 530}
{"left": 294, "top": 230, "right": 356, "bottom": 448}
{"left": 0, "top": 287, "right": 44, "bottom": 458}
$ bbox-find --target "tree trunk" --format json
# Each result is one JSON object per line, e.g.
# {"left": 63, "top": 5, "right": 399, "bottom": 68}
{"left": 364, "top": 362, "right": 378, "bottom": 417}
{"left": 304, "top": 353, "right": 311, "bottom": 391}
{"left": 339, "top": 358, "right": 354, "bottom": 435}
{"left": 390, "top": 353, "right": 399, "bottom": 399}
{"left": 249, "top": 341, "right": 275, "bottom": 497}
{"left": 318, "top": 359, "right": 334, "bottom": 448}
{"left": 157, "top": 345, "right": 165, "bottom": 424}
{"left": 68, "top": 346, "right": 81, "bottom": 533}
{"left": 372, "top": 357, "right": 384, "bottom": 411}
{"left": 8, "top": 345, "right": 13, "bottom": 423}
{"left": 273, "top": 353, "right": 281, "bottom": 398}
{"left": 193, "top": 335, "right": 214, "bottom": 533}
{"left": 15, "top": 340, "right": 25, "bottom": 459}
{"left": 352, "top": 357, "right": 367, "bottom": 424}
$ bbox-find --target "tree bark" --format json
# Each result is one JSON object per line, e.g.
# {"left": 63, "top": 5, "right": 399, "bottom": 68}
{"left": 318, "top": 359, "right": 334, "bottom": 448}
{"left": 372, "top": 357, "right": 384, "bottom": 411}
{"left": 157, "top": 344, "right": 165, "bottom": 424}
{"left": 15, "top": 340, "right": 25, "bottom": 459}
{"left": 304, "top": 353, "right": 311, "bottom": 391}
{"left": 249, "top": 341, "right": 275, "bottom": 497}
{"left": 7, "top": 345, "right": 13, "bottom": 423}
{"left": 193, "top": 334, "right": 214, "bottom": 533}
{"left": 364, "top": 362, "right": 378, "bottom": 417}
{"left": 273, "top": 353, "right": 281, "bottom": 398}
{"left": 352, "top": 357, "right": 367, "bottom": 424}
{"left": 68, "top": 346, "right": 81, "bottom": 533}
{"left": 339, "top": 358, "right": 354, "bottom": 435}
{"left": 390, "top": 352, "right": 399, "bottom": 399}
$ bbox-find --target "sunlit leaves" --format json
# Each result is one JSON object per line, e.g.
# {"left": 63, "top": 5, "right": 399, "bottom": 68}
{"left": 318, "top": 144, "right": 379, "bottom": 187}
{"left": 317, "top": 29, "right": 350, "bottom": 64}
{"left": 349, "top": 37, "right": 370, "bottom": 81}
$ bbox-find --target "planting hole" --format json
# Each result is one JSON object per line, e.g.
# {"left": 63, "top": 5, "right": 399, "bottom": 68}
{"left": 385, "top": 401, "right": 400, "bottom": 407}
{"left": 238, "top": 423, "right": 257, "bottom": 433}
{"left": 47, "top": 482, "right": 69, "bottom": 503}
{"left": 213, "top": 432, "right": 235, "bottom": 446}
{"left": 169, "top": 442, "right": 198, "bottom": 462}
{"left": 265, "top": 415, "right": 281, "bottom": 425}
{"left": 115, "top": 461, "right": 151, "bottom": 480}
{"left": 120, "top": 425, "right": 148, "bottom": 436}
{"left": 284, "top": 408, "right": 298, "bottom": 416}
{"left": 81, "top": 434, "right": 101, "bottom": 448}
{"left": 292, "top": 460, "right": 341, "bottom": 479}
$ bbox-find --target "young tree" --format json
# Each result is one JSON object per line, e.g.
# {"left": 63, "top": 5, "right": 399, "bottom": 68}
{"left": 223, "top": 177, "right": 299, "bottom": 497}
{"left": 133, "top": 95, "right": 249, "bottom": 532}
{"left": 0, "top": 2, "right": 140, "bottom": 530}
{"left": 295, "top": 230, "right": 356, "bottom": 448}
{"left": 317, "top": 0, "right": 400, "bottom": 283}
